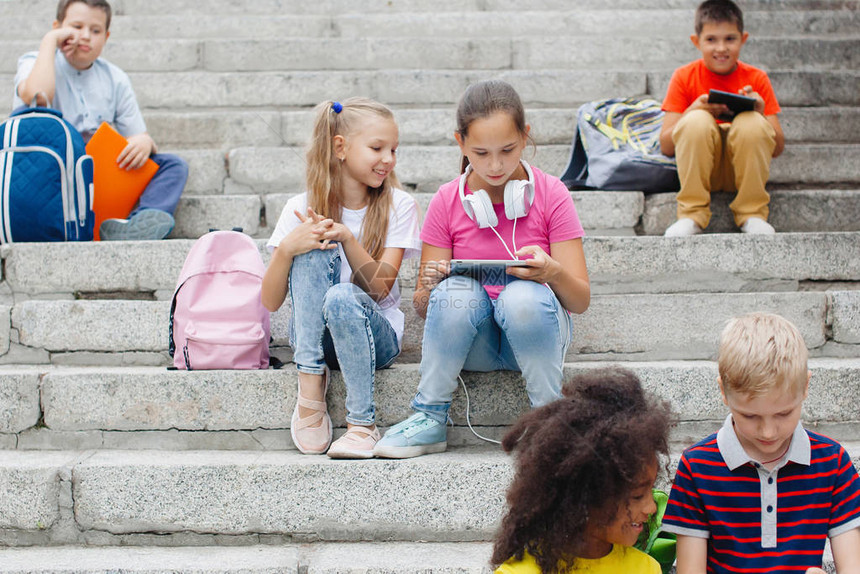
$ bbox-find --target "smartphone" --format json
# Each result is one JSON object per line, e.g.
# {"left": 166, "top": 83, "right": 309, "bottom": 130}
{"left": 708, "top": 89, "right": 756, "bottom": 121}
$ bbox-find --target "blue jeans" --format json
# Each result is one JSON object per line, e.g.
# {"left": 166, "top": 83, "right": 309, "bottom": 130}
{"left": 412, "top": 276, "right": 573, "bottom": 423}
{"left": 289, "top": 248, "right": 400, "bottom": 426}
{"left": 130, "top": 153, "right": 188, "bottom": 217}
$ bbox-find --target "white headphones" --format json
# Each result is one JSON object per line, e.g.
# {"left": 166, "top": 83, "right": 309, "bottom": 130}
{"left": 458, "top": 159, "right": 535, "bottom": 229}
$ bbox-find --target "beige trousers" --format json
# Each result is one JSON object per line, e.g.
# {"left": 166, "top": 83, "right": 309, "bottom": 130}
{"left": 672, "top": 109, "right": 776, "bottom": 228}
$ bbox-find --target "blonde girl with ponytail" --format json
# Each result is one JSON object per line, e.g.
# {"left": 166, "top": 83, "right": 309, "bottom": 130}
{"left": 262, "top": 98, "right": 420, "bottom": 458}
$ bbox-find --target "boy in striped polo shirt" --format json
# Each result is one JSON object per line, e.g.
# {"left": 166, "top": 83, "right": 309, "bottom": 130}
{"left": 663, "top": 313, "right": 860, "bottom": 574}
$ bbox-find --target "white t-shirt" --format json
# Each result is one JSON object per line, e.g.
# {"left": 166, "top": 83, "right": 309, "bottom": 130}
{"left": 267, "top": 188, "right": 421, "bottom": 345}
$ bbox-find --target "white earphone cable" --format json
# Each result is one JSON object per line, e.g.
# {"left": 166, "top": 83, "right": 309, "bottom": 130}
{"left": 459, "top": 374, "right": 502, "bottom": 445}
{"left": 488, "top": 225, "right": 518, "bottom": 261}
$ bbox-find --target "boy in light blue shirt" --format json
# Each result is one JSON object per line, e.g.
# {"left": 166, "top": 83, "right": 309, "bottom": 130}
{"left": 14, "top": 0, "right": 187, "bottom": 240}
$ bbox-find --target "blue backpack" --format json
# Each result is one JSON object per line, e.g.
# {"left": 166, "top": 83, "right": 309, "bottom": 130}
{"left": 0, "top": 107, "right": 94, "bottom": 243}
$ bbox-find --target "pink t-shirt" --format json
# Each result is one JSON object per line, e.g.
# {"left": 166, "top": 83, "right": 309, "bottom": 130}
{"left": 421, "top": 165, "right": 584, "bottom": 299}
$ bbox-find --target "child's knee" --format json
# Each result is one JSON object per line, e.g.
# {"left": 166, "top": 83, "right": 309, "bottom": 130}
{"left": 496, "top": 281, "right": 554, "bottom": 326}
{"left": 673, "top": 109, "right": 718, "bottom": 142}
{"left": 322, "top": 282, "right": 365, "bottom": 319}
{"left": 728, "top": 111, "right": 776, "bottom": 147}
{"left": 427, "top": 276, "right": 490, "bottom": 320}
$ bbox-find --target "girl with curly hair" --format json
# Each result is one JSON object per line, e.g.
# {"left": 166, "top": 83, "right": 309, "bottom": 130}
{"left": 492, "top": 367, "right": 674, "bottom": 574}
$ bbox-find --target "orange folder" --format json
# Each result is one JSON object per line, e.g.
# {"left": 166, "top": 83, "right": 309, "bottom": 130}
{"left": 86, "top": 122, "right": 158, "bottom": 240}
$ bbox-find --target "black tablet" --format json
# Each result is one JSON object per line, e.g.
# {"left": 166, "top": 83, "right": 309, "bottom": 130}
{"left": 449, "top": 259, "right": 529, "bottom": 283}
{"left": 708, "top": 89, "right": 756, "bottom": 120}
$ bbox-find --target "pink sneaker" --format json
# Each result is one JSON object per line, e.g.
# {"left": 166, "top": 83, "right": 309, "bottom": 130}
{"left": 290, "top": 367, "right": 332, "bottom": 454}
{"left": 327, "top": 426, "right": 381, "bottom": 459}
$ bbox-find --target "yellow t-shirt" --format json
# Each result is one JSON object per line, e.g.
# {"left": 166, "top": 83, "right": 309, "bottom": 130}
{"left": 495, "top": 544, "right": 661, "bottom": 574}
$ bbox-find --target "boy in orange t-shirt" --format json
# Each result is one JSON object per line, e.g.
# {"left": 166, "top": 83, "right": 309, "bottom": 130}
{"left": 660, "top": 0, "right": 784, "bottom": 237}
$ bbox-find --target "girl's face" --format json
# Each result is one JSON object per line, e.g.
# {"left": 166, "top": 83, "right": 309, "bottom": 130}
{"left": 337, "top": 116, "right": 399, "bottom": 194}
{"left": 582, "top": 456, "right": 658, "bottom": 559}
{"left": 455, "top": 111, "right": 529, "bottom": 195}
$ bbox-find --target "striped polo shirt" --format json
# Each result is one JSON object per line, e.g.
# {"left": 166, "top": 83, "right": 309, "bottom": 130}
{"left": 663, "top": 415, "right": 860, "bottom": 573}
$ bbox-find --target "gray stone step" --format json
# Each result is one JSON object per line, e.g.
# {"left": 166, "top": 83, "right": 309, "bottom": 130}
{"left": 0, "top": 544, "right": 494, "bottom": 573}
{"left": 133, "top": 106, "right": 860, "bottom": 150}
{"left": 4, "top": 231, "right": 859, "bottom": 302}
{"left": 258, "top": 190, "right": 644, "bottom": 237}
{"left": 4, "top": 10, "right": 856, "bottom": 40}
{"left": 2, "top": 290, "right": 858, "bottom": 365}
{"left": 2, "top": 444, "right": 859, "bottom": 545}
{"left": 222, "top": 143, "right": 860, "bottom": 196}
{"left": 11, "top": 36, "right": 848, "bottom": 74}
{"left": 643, "top": 189, "right": 860, "bottom": 235}
{"left": 2, "top": 70, "right": 858, "bottom": 118}
{"left": 83, "top": 143, "right": 855, "bottom": 204}
{"left": 0, "top": 546, "right": 302, "bottom": 573}
{"left": 105, "top": 0, "right": 860, "bottom": 15}
{"left": 3, "top": 359, "right": 859, "bottom": 451}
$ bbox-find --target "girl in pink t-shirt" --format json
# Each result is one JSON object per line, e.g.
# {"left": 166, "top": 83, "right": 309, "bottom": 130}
{"left": 374, "top": 80, "right": 591, "bottom": 459}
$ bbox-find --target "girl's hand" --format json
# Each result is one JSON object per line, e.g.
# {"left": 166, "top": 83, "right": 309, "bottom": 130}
{"left": 278, "top": 208, "right": 336, "bottom": 257}
{"left": 506, "top": 246, "right": 562, "bottom": 284}
{"left": 316, "top": 219, "right": 354, "bottom": 246}
{"left": 740, "top": 85, "right": 766, "bottom": 114}
{"left": 418, "top": 260, "right": 450, "bottom": 292}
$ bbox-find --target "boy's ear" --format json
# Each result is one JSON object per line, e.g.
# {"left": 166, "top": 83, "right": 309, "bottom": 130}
{"left": 690, "top": 33, "right": 701, "bottom": 50}
{"left": 52, "top": 20, "right": 61, "bottom": 30}
{"left": 804, "top": 370, "right": 811, "bottom": 399}
{"left": 717, "top": 376, "right": 729, "bottom": 406}
{"left": 740, "top": 31, "right": 749, "bottom": 46}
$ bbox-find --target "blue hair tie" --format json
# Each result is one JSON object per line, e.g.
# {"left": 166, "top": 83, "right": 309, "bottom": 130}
{"left": 331, "top": 101, "right": 343, "bottom": 114}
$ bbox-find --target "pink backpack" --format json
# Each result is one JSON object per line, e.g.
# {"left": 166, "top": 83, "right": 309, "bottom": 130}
{"left": 169, "top": 230, "right": 271, "bottom": 370}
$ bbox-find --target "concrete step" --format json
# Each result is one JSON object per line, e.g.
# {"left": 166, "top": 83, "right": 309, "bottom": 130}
{"left": 642, "top": 189, "right": 860, "bottom": 235}
{"left": 87, "top": 142, "right": 856, "bottom": 202}
{"left": 3, "top": 359, "right": 859, "bottom": 451}
{"left": 4, "top": 231, "right": 859, "bottom": 301}
{"left": 2, "top": 70, "right": 858, "bottom": 118}
{"left": 4, "top": 10, "right": 858, "bottom": 40}
{"left": 129, "top": 106, "right": 860, "bottom": 150}
{"left": 258, "top": 189, "right": 644, "bottom": 237}
{"left": 2, "top": 444, "right": 859, "bottom": 546}
{"left": 11, "top": 36, "right": 852, "bottom": 74}
{"left": 104, "top": 0, "right": 860, "bottom": 15}
{"left": 0, "top": 544, "right": 494, "bottom": 573}
{"left": 2, "top": 290, "right": 858, "bottom": 365}
{"left": 222, "top": 144, "right": 860, "bottom": 197}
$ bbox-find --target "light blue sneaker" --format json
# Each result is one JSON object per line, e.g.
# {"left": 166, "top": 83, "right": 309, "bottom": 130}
{"left": 373, "top": 412, "right": 447, "bottom": 459}
{"left": 100, "top": 209, "right": 175, "bottom": 241}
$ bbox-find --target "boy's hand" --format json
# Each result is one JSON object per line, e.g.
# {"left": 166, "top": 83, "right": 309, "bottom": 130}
{"left": 46, "top": 27, "right": 79, "bottom": 56}
{"left": 740, "top": 85, "right": 766, "bottom": 114}
{"left": 687, "top": 93, "right": 730, "bottom": 120}
{"left": 805, "top": 569, "right": 826, "bottom": 574}
{"left": 117, "top": 134, "right": 155, "bottom": 171}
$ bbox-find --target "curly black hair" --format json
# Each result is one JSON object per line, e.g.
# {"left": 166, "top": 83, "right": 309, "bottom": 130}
{"left": 491, "top": 367, "right": 674, "bottom": 573}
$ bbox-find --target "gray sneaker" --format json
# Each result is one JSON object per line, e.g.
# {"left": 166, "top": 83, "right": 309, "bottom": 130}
{"left": 373, "top": 412, "right": 447, "bottom": 459}
{"left": 100, "top": 209, "right": 175, "bottom": 241}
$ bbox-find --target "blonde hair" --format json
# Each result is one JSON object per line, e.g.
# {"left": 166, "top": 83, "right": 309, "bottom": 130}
{"left": 718, "top": 312, "right": 808, "bottom": 398}
{"left": 305, "top": 97, "right": 400, "bottom": 261}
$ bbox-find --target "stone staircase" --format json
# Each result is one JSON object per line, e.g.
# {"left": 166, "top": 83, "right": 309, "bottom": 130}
{"left": 1, "top": 0, "right": 859, "bottom": 571}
